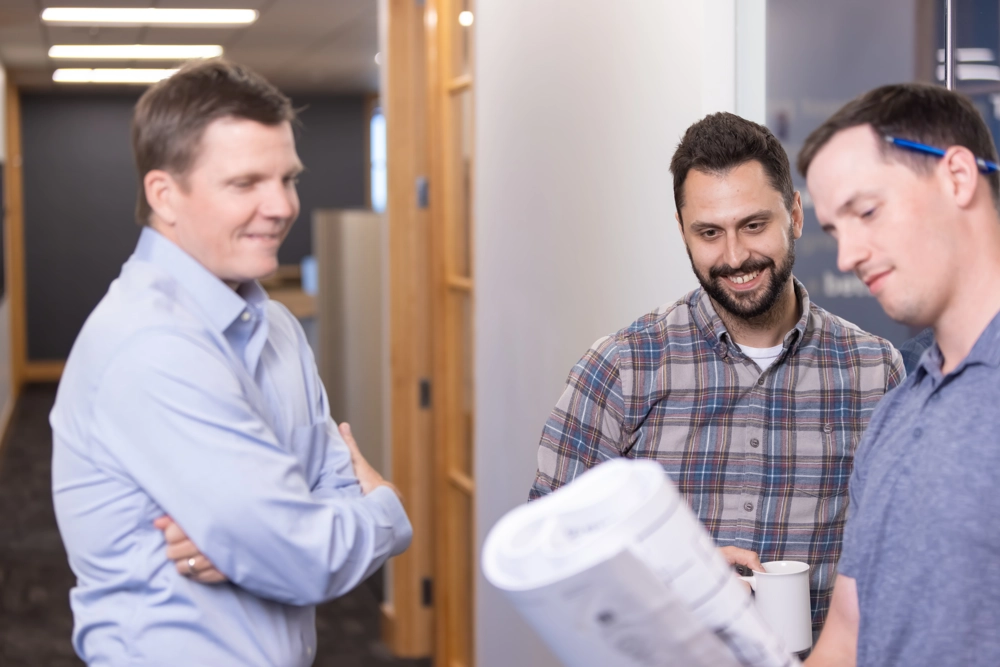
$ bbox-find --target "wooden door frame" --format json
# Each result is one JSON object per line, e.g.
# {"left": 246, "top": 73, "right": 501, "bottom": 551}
{"left": 3, "top": 80, "right": 65, "bottom": 390}
{"left": 426, "top": 0, "right": 476, "bottom": 663}
{"left": 382, "top": 0, "right": 435, "bottom": 657}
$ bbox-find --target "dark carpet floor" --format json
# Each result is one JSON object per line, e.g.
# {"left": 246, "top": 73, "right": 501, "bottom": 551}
{"left": 0, "top": 383, "right": 431, "bottom": 667}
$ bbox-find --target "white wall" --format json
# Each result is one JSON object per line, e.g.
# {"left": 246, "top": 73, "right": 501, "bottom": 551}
{"left": 473, "top": 1, "right": 763, "bottom": 664}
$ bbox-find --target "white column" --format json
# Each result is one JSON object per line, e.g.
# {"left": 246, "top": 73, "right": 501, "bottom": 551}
{"left": 473, "top": 1, "right": 761, "bottom": 665}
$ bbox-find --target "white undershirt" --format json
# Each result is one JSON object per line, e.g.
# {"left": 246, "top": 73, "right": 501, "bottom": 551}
{"left": 738, "top": 343, "right": 785, "bottom": 372}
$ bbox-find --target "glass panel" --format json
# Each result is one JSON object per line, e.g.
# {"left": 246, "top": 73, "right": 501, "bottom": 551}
{"left": 452, "top": 0, "right": 474, "bottom": 77}
{"left": 449, "top": 291, "right": 473, "bottom": 479}
{"left": 766, "top": 0, "right": 922, "bottom": 347}
{"left": 449, "top": 89, "right": 474, "bottom": 277}
{"left": 932, "top": 1, "right": 1000, "bottom": 151}
{"left": 370, "top": 108, "right": 387, "bottom": 213}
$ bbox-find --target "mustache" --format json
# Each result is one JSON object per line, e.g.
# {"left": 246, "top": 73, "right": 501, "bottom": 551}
{"left": 709, "top": 258, "right": 775, "bottom": 281}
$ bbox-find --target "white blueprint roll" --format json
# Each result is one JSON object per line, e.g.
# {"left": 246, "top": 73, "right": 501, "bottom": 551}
{"left": 482, "top": 459, "right": 800, "bottom": 667}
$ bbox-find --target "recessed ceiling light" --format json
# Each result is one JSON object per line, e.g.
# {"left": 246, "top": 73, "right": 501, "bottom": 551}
{"left": 49, "top": 45, "right": 224, "bottom": 60}
{"left": 41, "top": 8, "right": 258, "bottom": 27}
{"left": 53, "top": 68, "right": 178, "bottom": 84}
{"left": 375, "top": 52, "right": 382, "bottom": 65}
{"left": 458, "top": 11, "right": 474, "bottom": 27}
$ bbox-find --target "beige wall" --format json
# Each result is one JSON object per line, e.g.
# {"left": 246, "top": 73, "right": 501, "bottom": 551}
{"left": 313, "top": 209, "right": 388, "bottom": 475}
{"left": 473, "top": 1, "right": 765, "bottom": 664}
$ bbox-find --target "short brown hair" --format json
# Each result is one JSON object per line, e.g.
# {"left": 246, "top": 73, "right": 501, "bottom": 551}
{"left": 131, "top": 58, "right": 296, "bottom": 225}
{"left": 670, "top": 112, "right": 795, "bottom": 224}
{"left": 797, "top": 83, "right": 1000, "bottom": 205}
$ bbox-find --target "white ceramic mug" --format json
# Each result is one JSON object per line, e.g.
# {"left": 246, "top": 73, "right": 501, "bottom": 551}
{"left": 740, "top": 560, "right": 812, "bottom": 654}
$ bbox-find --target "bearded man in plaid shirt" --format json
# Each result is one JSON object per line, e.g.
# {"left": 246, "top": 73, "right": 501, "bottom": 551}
{"left": 529, "top": 112, "right": 903, "bottom": 633}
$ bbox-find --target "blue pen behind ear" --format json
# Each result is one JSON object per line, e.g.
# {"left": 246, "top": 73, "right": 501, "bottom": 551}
{"left": 883, "top": 134, "right": 1000, "bottom": 174}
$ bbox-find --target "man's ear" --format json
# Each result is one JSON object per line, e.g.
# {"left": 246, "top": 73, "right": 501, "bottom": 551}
{"left": 144, "top": 169, "right": 180, "bottom": 227}
{"left": 942, "top": 145, "right": 981, "bottom": 209}
{"left": 790, "top": 191, "right": 804, "bottom": 240}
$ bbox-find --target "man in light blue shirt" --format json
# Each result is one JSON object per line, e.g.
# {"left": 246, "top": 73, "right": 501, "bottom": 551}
{"left": 51, "top": 59, "right": 412, "bottom": 666}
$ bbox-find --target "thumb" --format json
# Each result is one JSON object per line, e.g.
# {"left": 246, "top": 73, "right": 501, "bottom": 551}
{"left": 339, "top": 422, "right": 361, "bottom": 455}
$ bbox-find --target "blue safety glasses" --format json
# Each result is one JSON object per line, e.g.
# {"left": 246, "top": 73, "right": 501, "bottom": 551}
{"left": 883, "top": 134, "right": 1000, "bottom": 174}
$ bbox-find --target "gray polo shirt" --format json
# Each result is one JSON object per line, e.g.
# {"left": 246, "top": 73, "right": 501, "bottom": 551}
{"left": 839, "top": 310, "right": 1000, "bottom": 666}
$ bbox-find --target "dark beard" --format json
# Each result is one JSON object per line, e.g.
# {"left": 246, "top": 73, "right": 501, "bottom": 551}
{"left": 688, "top": 243, "right": 796, "bottom": 320}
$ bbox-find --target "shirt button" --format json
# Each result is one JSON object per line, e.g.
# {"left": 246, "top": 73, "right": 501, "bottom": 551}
{"left": 750, "top": 438, "right": 760, "bottom": 448}
{"left": 744, "top": 502, "right": 754, "bottom": 512}
{"left": 241, "top": 311, "right": 251, "bottom": 322}
{"left": 823, "top": 423, "right": 834, "bottom": 434}
{"left": 756, "top": 377, "right": 765, "bottom": 386}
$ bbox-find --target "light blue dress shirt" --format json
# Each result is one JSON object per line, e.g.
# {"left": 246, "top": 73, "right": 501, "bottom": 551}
{"left": 51, "top": 227, "right": 412, "bottom": 666}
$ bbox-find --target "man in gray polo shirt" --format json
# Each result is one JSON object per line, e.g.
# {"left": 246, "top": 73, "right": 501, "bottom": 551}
{"left": 798, "top": 83, "right": 1000, "bottom": 666}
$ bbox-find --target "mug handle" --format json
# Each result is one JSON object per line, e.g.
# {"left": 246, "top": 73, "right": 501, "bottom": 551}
{"left": 739, "top": 575, "right": 756, "bottom": 592}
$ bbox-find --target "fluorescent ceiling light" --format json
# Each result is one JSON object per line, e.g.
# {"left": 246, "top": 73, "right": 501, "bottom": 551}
{"left": 53, "top": 68, "right": 178, "bottom": 84}
{"left": 49, "top": 45, "right": 223, "bottom": 60}
{"left": 41, "top": 8, "right": 258, "bottom": 27}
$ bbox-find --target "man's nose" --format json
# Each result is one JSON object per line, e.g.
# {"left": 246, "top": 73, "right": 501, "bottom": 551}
{"left": 723, "top": 234, "right": 751, "bottom": 269}
{"left": 261, "top": 181, "right": 296, "bottom": 219}
{"left": 836, "top": 227, "right": 871, "bottom": 274}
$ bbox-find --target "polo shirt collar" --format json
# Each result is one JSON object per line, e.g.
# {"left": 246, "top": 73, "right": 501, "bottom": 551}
{"left": 917, "top": 306, "right": 1000, "bottom": 380}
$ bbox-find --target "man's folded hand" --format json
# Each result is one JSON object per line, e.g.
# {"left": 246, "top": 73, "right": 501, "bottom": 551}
{"left": 154, "top": 516, "right": 229, "bottom": 584}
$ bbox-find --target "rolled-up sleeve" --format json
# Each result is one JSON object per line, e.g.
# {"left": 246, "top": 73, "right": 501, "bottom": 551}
{"left": 90, "top": 328, "right": 412, "bottom": 606}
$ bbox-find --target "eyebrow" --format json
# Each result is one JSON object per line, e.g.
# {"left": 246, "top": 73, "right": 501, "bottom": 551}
{"left": 688, "top": 209, "right": 772, "bottom": 231}
{"left": 834, "top": 191, "right": 880, "bottom": 216}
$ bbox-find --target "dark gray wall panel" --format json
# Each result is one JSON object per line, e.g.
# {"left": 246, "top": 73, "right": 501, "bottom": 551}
{"left": 21, "top": 93, "right": 367, "bottom": 360}
{"left": 21, "top": 94, "right": 142, "bottom": 361}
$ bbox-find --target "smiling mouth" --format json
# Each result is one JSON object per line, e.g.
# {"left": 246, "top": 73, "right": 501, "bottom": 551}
{"left": 863, "top": 269, "right": 892, "bottom": 292}
{"left": 725, "top": 270, "right": 760, "bottom": 285}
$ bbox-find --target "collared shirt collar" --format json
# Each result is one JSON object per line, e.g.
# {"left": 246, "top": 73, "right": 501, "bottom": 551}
{"left": 690, "top": 276, "right": 809, "bottom": 359}
{"left": 133, "top": 227, "right": 266, "bottom": 335}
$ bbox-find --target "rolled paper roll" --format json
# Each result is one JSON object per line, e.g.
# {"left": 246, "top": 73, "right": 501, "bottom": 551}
{"left": 482, "top": 459, "right": 800, "bottom": 667}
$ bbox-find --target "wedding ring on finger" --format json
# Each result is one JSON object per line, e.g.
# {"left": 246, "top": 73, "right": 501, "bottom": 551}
{"left": 186, "top": 557, "right": 197, "bottom": 576}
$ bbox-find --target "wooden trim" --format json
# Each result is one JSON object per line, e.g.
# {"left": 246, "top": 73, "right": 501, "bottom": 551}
{"left": 383, "top": 0, "right": 434, "bottom": 658}
{"left": 22, "top": 360, "right": 65, "bottom": 383}
{"left": 0, "top": 391, "right": 16, "bottom": 457}
{"left": 447, "top": 74, "right": 472, "bottom": 94}
{"left": 445, "top": 275, "right": 473, "bottom": 292}
{"left": 4, "top": 79, "right": 26, "bottom": 395}
{"left": 429, "top": 0, "right": 477, "bottom": 664}
{"left": 380, "top": 602, "right": 397, "bottom": 649}
{"left": 448, "top": 469, "right": 475, "bottom": 495}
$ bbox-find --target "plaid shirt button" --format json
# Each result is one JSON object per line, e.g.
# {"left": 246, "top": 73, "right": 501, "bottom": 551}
{"left": 744, "top": 502, "right": 754, "bottom": 512}
{"left": 750, "top": 438, "right": 760, "bottom": 448}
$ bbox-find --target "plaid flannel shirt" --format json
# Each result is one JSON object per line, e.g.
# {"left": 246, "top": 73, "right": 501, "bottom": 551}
{"left": 530, "top": 279, "right": 904, "bottom": 630}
